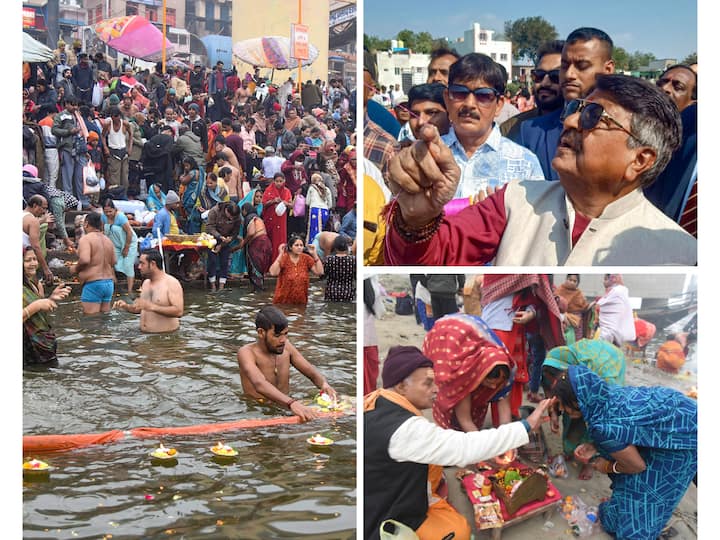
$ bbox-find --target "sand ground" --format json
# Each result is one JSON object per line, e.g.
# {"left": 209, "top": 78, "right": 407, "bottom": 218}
{"left": 370, "top": 276, "right": 697, "bottom": 539}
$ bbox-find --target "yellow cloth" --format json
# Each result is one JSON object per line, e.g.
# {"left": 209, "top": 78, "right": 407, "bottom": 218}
{"left": 169, "top": 212, "right": 180, "bottom": 235}
{"left": 363, "top": 173, "right": 388, "bottom": 266}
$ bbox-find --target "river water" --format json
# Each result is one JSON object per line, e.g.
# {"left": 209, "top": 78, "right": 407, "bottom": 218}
{"left": 23, "top": 283, "right": 357, "bottom": 539}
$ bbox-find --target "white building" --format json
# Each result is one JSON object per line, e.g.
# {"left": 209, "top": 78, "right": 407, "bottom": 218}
{"left": 453, "top": 23, "right": 512, "bottom": 82}
{"left": 375, "top": 49, "right": 431, "bottom": 92}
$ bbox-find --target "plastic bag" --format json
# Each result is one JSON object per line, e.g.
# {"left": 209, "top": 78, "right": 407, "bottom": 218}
{"left": 549, "top": 454, "right": 569, "bottom": 478}
{"left": 292, "top": 193, "right": 306, "bottom": 217}
{"left": 275, "top": 200, "right": 287, "bottom": 216}
{"left": 83, "top": 162, "right": 100, "bottom": 194}
{"left": 91, "top": 83, "right": 103, "bottom": 107}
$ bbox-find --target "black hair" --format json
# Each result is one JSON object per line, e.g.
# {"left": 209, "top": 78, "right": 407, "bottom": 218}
{"left": 407, "top": 83, "right": 447, "bottom": 109}
{"left": 231, "top": 121, "right": 242, "bottom": 132}
{"left": 255, "top": 305, "right": 288, "bottom": 332}
{"left": 182, "top": 156, "right": 198, "bottom": 169}
{"left": 109, "top": 106, "right": 121, "bottom": 117}
{"left": 241, "top": 202, "right": 255, "bottom": 216}
{"left": 552, "top": 372, "right": 581, "bottom": 412}
{"left": 224, "top": 202, "right": 240, "bottom": 217}
{"left": 594, "top": 74, "right": 682, "bottom": 187}
{"left": 658, "top": 64, "right": 697, "bottom": 100}
{"left": 565, "top": 27, "right": 613, "bottom": 59}
{"left": 221, "top": 117, "right": 232, "bottom": 127}
{"left": 214, "top": 134, "right": 226, "bottom": 145}
{"left": 536, "top": 40, "right": 565, "bottom": 64}
{"left": 141, "top": 249, "right": 164, "bottom": 269}
{"left": 218, "top": 166, "right": 232, "bottom": 177}
{"left": 85, "top": 211, "right": 103, "bottom": 230}
{"left": 332, "top": 234, "right": 349, "bottom": 253}
{"left": 273, "top": 172, "right": 285, "bottom": 180}
{"left": 101, "top": 197, "right": 116, "bottom": 209}
{"left": 28, "top": 194, "right": 46, "bottom": 207}
{"left": 541, "top": 365, "right": 564, "bottom": 396}
{"left": 430, "top": 47, "right": 461, "bottom": 61}
{"left": 448, "top": 53, "right": 506, "bottom": 95}
{"left": 487, "top": 365, "right": 510, "bottom": 380}
{"left": 288, "top": 233, "right": 305, "bottom": 247}
{"left": 216, "top": 151, "right": 229, "bottom": 162}
{"left": 566, "top": 273, "right": 580, "bottom": 283}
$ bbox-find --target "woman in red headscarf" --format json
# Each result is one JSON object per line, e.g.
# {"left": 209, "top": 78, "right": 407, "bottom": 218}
{"left": 423, "top": 313, "right": 516, "bottom": 431}
{"left": 261, "top": 172, "right": 293, "bottom": 258}
{"left": 480, "top": 274, "right": 564, "bottom": 420}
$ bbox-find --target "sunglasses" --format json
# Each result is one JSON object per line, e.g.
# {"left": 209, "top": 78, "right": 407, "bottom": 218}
{"left": 530, "top": 68, "right": 560, "bottom": 84}
{"left": 447, "top": 84, "right": 499, "bottom": 105}
{"left": 561, "top": 99, "right": 645, "bottom": 144}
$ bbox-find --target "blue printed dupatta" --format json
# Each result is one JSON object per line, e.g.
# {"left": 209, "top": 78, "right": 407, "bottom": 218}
{"left": 568, "top": 365, "right": 697, "bottom": 540}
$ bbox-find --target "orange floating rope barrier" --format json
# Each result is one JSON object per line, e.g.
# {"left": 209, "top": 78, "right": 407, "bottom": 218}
{"left": 23, "top": 411, "right": 350, "bottom": 454}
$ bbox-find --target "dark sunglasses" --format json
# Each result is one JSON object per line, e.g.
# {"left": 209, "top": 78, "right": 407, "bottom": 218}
{"left": 447, "top": 84, "right": 499, "bottom": 105}
{"left": 561, "top": 99, "right": 645, "bottom": 144}
{"left": 530, "top": 68, "right": 560, "bottom": 84}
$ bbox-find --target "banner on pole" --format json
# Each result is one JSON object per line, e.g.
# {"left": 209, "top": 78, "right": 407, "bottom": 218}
{"left": 291, "top": 23, "right": 309, "bottom": 60}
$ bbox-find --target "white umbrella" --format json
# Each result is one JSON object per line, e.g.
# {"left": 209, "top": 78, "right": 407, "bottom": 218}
{"left": 23, "top": 32, "right": 54, "bottom": 63}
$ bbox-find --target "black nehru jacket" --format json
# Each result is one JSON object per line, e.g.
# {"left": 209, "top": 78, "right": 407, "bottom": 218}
{"left": 364, "top": 395, "right": 429, "bottom": 539}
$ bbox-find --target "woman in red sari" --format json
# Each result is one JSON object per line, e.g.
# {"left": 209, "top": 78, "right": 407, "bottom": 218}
{"left": 269, "top": 234, "right": 324, "bottom": 305}
{"left": 423, "top": 313, "right": 515, "bottom": 431}
{"left": 481, "top": 274, "right": 564, "bottom": 420}
{"left": 261, "top": 173, "right": 292, "bottom": 258}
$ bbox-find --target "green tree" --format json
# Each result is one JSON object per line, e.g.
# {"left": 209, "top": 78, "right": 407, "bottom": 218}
{"left": 415, "top": 31, "right": 435, "bottom": 54}
{"left": 396, "top": 29, "right": 418, "bottom": 50}
{"left": 682, "top": 52, "right": 697, "bottom": 65}
{"left": 432, "top": 38, "right": 451, "bottom": 51}
{"left": 364, "top": 34, "right": 391, "bottom": 53}
{"left": 504, "top": 17, "right": 558, "bottom": 62}
{"left": 612, "top": 46, "right": 630, "bottom": 71}
{"left": 628, "top": 51, "right": 656, "bottom": 71}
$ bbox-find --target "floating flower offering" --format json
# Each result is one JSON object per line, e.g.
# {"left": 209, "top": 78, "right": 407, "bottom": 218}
{"left": 307, "top": 434, "right": 334, "bottom": 446}
{"left": 150, "top": 443, "right": 178, "bottom": 460}
{"left": 23, "top": 458, "right": 50, "bottom": 471}
{"left": 210, "top": 441, "right": 238, "bottom": 457}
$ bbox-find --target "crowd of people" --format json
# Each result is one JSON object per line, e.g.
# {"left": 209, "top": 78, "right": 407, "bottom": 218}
{"left": 363, "top": 274, "right": 697, "bottom": 540}
{"left": 22, "top": 44, "right": 358, "bottom": 371}
{"left": 363, "top": 26, "right": 697, "bottom": 266}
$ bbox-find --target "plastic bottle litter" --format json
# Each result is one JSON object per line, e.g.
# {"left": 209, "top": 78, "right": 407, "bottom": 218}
{"left": 560, "top": 496, "right": 597, "bottom": 537}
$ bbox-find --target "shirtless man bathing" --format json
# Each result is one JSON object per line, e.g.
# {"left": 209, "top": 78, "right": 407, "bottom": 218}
{"left": 238, "top": 306, "right": 338, "bottom": 422}
{"left": 72, "top": 211, "right": 116, "bottom": 314}
{"left": 113, "top": 249, "right": 184, "bottom": 332}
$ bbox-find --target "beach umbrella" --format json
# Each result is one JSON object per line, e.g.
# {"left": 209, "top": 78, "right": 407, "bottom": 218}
{"left": 232, "top": 36, "right": 319, "bottom": 70}
{"left": 23, "top": 32, "right": 54, "bottom": 63}
{"left": 94, "top": 16, "right": 174, "bottom": 61}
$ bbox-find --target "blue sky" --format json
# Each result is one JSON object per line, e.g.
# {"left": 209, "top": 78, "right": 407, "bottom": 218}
{"left": 364, "top": 0, "right": 698, "bottom": 60}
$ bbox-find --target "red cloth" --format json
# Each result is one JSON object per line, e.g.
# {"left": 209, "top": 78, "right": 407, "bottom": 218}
{"left": 571, "top": 213, "right": 591, "bottom": 247}
{"left": 363, "top": 345, "right": 379, "bottom": 396}
{"left": 281, "top": 150, "right": 309, "bottom": 194}
{"left": 679, "top": 181, "right": 697, "bottom": 237}
{"left": 384, "top": 187, "right": 508, "bottom": 265}
{"left": 272, "top": 252, "right": 314, "bottom": 304}
{"left": 423, "top": 315, "right": 514, "bottom": 430}
{"left": 262, "top": 183, "right": 292, "bottom": 258}
{"left": 493, "top": 328, "right": 526, "bottom": 419}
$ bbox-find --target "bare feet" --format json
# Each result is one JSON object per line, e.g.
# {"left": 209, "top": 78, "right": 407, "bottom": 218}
{"left": 579, "top": 463, "right": 594, "bottom": 480}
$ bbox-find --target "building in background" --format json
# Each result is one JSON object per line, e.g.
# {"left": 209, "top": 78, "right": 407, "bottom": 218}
{"left": 328, "top": 0, "right": 356, "bottom": 87}
{"left": 184, "top": 0, "right": 232, "bottom": 37}
{"left": 375, "top": 47, "right": 430, "bottom": 92}
{"left": 24, "top": 0, "right": 88, "bottom": 44}
{"left": 452, "top": 23, "right": 512, "bottom": 82}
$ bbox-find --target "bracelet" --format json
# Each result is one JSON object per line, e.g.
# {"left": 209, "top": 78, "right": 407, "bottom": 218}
{"left": 612, "top": 461, "right": 620, "bottom": 474}
{"left": 520, "top": 418, "right": 532, "bottom": 433}
{"left": 24, "top": 308, "right": 30, "bottom": 319}
{"left": 391, "top": 201, "right": 443, "bottom": 243}
{"left": 286, "top": 398, "right": 298, "bottom": 410}
{"left": 604, "top": 460, "right": 614, "bottom": 474}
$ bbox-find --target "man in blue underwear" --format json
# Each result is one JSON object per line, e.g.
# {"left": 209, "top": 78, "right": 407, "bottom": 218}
{"left": 73, "top": 212, "right": 117, "bottom": 314}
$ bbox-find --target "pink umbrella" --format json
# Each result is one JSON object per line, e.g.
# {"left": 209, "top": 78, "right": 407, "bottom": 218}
{"left": 94, "top": 16, "right": 174, "bottom": 61}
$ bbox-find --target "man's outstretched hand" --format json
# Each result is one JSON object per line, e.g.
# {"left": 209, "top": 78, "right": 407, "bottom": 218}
{"left": 386, "top": 124, "right": 460, "bottom": 228}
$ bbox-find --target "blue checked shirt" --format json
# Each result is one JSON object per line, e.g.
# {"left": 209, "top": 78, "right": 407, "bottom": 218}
{"left": 442, "top": 124, "right": 545, "bottom": 198}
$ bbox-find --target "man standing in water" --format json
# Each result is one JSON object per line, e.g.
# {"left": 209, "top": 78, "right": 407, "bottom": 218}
{"left": 238, "top": 306, "right": 338, "bottom": 422}
{"left": 73, "top": 212, "right": 116, "bottom": 315}
{"left": 113, "top": 250, "right": 184, "bottom": 332}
